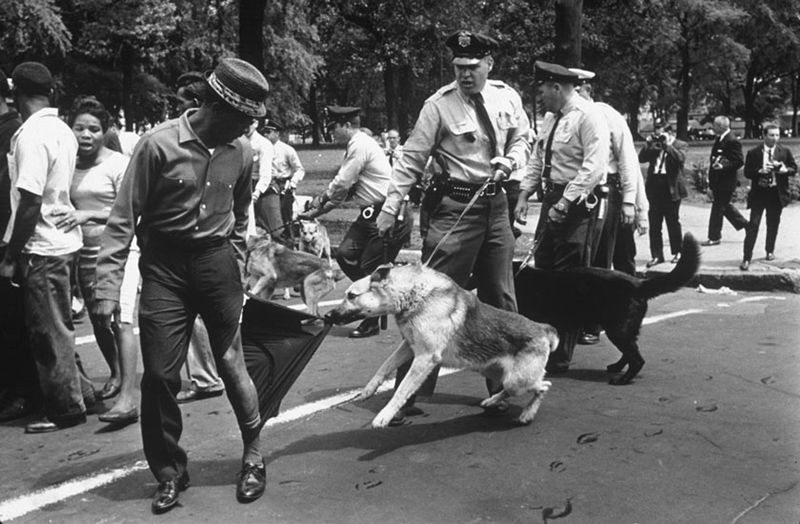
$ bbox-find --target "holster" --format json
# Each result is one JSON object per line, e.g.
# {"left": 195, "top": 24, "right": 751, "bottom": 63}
{"left": 421, "top": 172, "right": 449, "bottom": 213}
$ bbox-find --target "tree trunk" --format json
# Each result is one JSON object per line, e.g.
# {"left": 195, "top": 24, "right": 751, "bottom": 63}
{"left": 383, "top": 60, "right": 397, "bottom": 130}
{"left": 742, "top": 70, "right": 757, "bottom": 139}
{"left": 554, "top": 0, "right": 582, "bottom": 67}
{"left": 676, "top": 41, "right": 691, "bottom": 141}
{"left": 121, "top": 42, "right": 135, "bottom": 132}
{"left": 238, "top": 0, "right": 267, "bottom": 70}
{"left": 792, "top": 72, "right": 799, "bottom": 137}
{"left": 626, "top": 89, "right": 642, "bottom": 140}
{"left": 398, "top": 64, "right": 412, "bottom": 137}
{"left": 309, "top": 80, "right": 320, "bottom": 145}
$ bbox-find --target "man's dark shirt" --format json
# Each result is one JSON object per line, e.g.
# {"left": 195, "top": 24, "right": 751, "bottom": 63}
{"left": 0, "top": 110, "right": 22, "bottom": 240}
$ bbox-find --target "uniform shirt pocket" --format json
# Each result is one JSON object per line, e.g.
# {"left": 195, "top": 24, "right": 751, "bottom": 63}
{"left": 554, "top": 119, "right": 573, "bottom": 143}
{"left": 448, "top": 120, "right": 479, "bottom": 140}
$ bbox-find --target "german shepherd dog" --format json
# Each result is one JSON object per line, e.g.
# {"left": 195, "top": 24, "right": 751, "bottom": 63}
{"left": 326, "top": 264, "right": 559, "bottom": 428}
{"left": 515, "top": 233, "right": 700, "bottom": 385}
{"left": 298, "top": 219, "right": 333, "bottom": 264}
{"left": 244, "top": 233, "right": 345, "bottom": 317}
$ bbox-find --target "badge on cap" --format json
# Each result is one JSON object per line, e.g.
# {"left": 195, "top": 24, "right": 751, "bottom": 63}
{"left": 458, "top": 32, "right": 471, "bottom": 48}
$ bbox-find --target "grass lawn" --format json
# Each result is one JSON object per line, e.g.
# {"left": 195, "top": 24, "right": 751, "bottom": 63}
{"left": 293, "top": 138, "right": 800, "bottom": 248}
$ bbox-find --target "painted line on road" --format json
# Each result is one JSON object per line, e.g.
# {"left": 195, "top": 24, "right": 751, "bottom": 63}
{"left": 8, "top": 304, "right": 707, "bottom": 521}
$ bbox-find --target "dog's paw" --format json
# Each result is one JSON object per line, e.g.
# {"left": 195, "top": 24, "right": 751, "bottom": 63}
{"left": 516, "top": 414, "right": 535, "bottom": 425}
{"left": 371, "top": 411, "right": 395, "bottom": 428}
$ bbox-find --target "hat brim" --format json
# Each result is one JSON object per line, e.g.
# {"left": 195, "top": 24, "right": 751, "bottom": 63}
{"left": 452, "top": 57, "right": 482, "bottom": 66}
{"left": 205, "top": 71, "right": 267, "bottom": 118}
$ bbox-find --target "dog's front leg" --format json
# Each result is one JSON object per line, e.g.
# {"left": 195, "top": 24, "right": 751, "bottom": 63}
{"left": 358, "top": 341, "right": 413, "bottom": 401}
{"left": 372, "top": 354, "right": 439, "bottom": 428}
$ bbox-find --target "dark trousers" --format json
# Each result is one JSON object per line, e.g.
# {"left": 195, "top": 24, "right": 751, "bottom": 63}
{"left": 138, "top": 239, "right": 258, "bottom": 482}
{"left": 648, "top": 196, "right": 682, "bottom": 258}
{"left": 0, "top": 246, "right": 41, "bottom": 404}
{"left": 336, "top": 205, "right": 412, "bottom": 282}
{"left": 396, "top": 192, "right": 517, "bottom": 396}
{"left": 254, "top": 186, "right": 295, "bottom": 242}
{"left": 535, "top": 188, "right": 601, "bottom": 366}
{"left": 20, "top": 252, "right": 85, "bottom": 423}
{"left": 708, "top": 188, "right": 748, "bottom": 241}
{"left": 613, "top": 225, "right": 637, "bottom": 276}
{"left": 743, "top": 189, "right": 782, "bottom": 261}
{"left": 592, "top": 176, "right": 621, "bottom": 269}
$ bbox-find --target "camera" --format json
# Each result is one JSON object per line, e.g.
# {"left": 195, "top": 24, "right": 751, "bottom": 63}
{"left": 650, "top": 133, "right": 667, "bottom": 148}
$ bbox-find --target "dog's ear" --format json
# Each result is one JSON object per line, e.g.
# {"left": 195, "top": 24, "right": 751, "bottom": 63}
{"left": 370, "top": 264, "right": 393, "bottom": 283}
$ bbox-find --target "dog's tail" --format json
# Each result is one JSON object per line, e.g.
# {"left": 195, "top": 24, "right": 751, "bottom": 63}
{"left": 638, "top": 233, "right": 700, "bottom": 299}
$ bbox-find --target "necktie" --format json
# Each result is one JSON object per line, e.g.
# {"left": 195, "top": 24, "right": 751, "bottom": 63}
{"left": 471, "top": 93, "right": 497, "bottom": 158}
{"left": 768, "top": 148, "right": 773, "bottom": 163}
{"left": 542, "top": 111, "right": 563, "bottom": 180}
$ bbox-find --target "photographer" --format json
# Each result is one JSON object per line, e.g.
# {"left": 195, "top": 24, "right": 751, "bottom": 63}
{"left": 740, "top": 122, "right": 797, "bottom": 270}
{"left": 639, "top": 118, "right": 687, "bottom": 267}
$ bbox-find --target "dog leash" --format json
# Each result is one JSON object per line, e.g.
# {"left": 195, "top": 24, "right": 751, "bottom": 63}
{"left": 422, "top": 178, "right": 494, "bottom": 267}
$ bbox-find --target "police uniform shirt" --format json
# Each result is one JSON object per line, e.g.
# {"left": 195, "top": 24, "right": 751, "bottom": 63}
{"left": 326, "top": 130, "right": 391, "bottom": 207}
{"left": 522, "top": 93, "right": 609, "bottom": 203}
{"left": 383, "top": 79, "right": 531, "bottom": 215}
{"left": 596, "top": 101, "right": 637, "bottom": 205}
{"left": 271, "top": 139, "right": 305, "bottom": 186}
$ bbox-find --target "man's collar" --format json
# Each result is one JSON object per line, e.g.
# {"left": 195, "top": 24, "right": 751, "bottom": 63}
{"left": 179, "top": 108, "right": 237, "bottom": 148}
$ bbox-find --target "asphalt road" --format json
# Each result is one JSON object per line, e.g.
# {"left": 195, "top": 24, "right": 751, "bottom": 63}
{"left": 1, "top": 287, "right": 799, "bottom": 524}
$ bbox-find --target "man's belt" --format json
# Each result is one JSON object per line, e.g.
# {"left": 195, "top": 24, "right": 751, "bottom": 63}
{"left": 147, "top": 230, "right": 228, "bottom": 251}
{"left": 543, "top": 178, "right": 567, "bottom": 193}
{"left": 447, "top": 179, "right": 499, "bottom": 202}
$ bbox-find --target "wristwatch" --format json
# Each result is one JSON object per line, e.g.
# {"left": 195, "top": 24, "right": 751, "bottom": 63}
{"left": 553, "top": 201, "right": 568, "bottom": 214}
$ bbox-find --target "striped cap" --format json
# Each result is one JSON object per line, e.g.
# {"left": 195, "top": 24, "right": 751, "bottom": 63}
{"left": 205, "top": 58, "right": 268, "bottom": 118}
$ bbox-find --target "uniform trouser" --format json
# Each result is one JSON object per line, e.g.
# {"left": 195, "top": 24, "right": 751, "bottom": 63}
{"left": 648, "top": 194, "right": 683, "bottom": 259}
{"left": 592, "top": 176, "right": 621, "bottom": 269}
{"left": 185, "top": 317, "right": 224, "bottom": 392}
{"left": 396, "top": 192, "right": 516, "bottom": 397}
{"left": 534, "top": 188, "right": 601, "bottom": 366}
{"left": 612, "top": 225, "right": 637, "bottom": 276}
{"left": 336, "top": 205, "right": 413, "bottom": 283}
{"left": 254, "top": 192, "right": 283, "bottom": 238}
{"left": 708, "top": 188, "right": 748, "bottom": 241}
{"left": 138, "top": 239, "right": 260, "bottom": 482}
{"left": 20, "top": 253, "right": 86, "bottom": 424}
{"left": 743, "top": 189, "right": 782, "bottom": 261}
{"left": 0, "top": 246, "right": 41, "bottom": 405}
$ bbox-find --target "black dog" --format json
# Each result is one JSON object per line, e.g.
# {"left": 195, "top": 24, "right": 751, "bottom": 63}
{"left": 515, "top": 233, "right": 700, "bottom": 385}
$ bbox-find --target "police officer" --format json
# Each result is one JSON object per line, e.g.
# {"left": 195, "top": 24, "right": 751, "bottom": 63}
{"left": 299, "top": 106, "right": 412, "bottom": 338}
{"left": 377, "top": 30, "right": 531, "bottom": 422}
{"left": 514, "top": 61, "right": 609, "bottom": 373}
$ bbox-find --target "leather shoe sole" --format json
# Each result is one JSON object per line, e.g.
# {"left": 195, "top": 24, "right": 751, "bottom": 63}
{"left": 176, "top": 388, "right": 224, "bottom": 404}
{"left": 701, "top": 239, "right": 721, "bottom": 246}
{"left": 348, "top": 323, "right": 380, "bottom": 339}
{"left": 578, "top": 333, "right": 599, "bottom": 345}
{"left": 236, "top": 460, "right": 267, "bottom": 503}
{"left": 766, "top": 253, "right": 775, "bottom": 261}
{"left": 645, "top": 257, "right": 664, "bottom": 268}
{"left": 152, "top": 472, "right": 190, "bottom": 514}
{"left": 739, "top": 260, "right": 750, "bottom": 271}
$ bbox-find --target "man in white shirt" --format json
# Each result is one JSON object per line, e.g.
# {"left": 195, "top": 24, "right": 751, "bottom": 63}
{"left": 247, "top": 119, "right": 276, "bottom": 234}
{"left": 263, "top": 120, "right": 305, "bottom": 242}
{"left": 0, "top": 62, "right": 88, "bottom": 433}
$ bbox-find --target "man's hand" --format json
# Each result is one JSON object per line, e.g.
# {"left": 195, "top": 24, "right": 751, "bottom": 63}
{"left": 547, "top": 198, "right": 570, "bottom": 224}
{"left": 0, "top": 257, "right": 16, "bottom": 280}
{"left": 490, "top": 156, "right": 514, "bottom": 182}
{"left": 376, "top": 210, "right": 396, "bottom": 237}
{"left": 514, "top": 198, "right": 529, "bottom": 225}
{"left": 621, "top": 203, "right": 635, "bottom": 225}
{"left": 52, "top": 209, "right": 90, "bottom": 232}
{"left": 91, "top": 299, "right": 120, "bottom": 330}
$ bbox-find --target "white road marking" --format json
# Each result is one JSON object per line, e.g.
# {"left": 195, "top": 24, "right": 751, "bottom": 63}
{"left": 6, "top": 304, "right": 717, "bottom": 520}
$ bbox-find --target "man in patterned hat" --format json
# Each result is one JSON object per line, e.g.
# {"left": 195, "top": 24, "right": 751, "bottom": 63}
{"left": 376, "top": 30, "right": 531, "bottom": 424}
{"left": 94, "top": 57, "right": 269, "bottom": 514}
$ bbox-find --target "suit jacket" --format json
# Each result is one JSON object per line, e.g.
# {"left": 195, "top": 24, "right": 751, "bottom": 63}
{"left": 744, "top": 143, "right": 797, "bottom": 207}
{"left": 639, "top": 138, "right": 688, "bottom": 202}
{"left": 708, "top": 132, "right": 744, "bottom": 193}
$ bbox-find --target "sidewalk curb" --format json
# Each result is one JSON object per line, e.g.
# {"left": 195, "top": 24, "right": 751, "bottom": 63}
{"left": 392, "top": 249, "right": 800, "bottom": 294}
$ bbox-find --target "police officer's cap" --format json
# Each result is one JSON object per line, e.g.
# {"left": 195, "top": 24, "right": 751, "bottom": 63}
{"left": 327, "top": 105, "right": 360, "bottom": 124}
{"left": 264, "top": 119, "right": 283, "bottom": 132}
{"left": 535, "top": 61, "right": 581, "bottom": 85}
{"left": 568, "top": 67, "right": 596, "bottom": 84}
{"left": 446, "top": 30, "right": 497, "bottom": 66}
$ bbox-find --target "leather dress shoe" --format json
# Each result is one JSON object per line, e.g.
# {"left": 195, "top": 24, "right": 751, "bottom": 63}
{"left": 701, "top": 239, "right": 721, "bottom": 246}
{"left": 25, "top": 414, "right": 86, "bottom": 434}
{"left": 98, "top": 408, "right": 139, "bottom": 425}
{"left": 766, "top": 252, "right": 775, "bottom": 261}
{"left": 176, "top": 388, "right": 224, "bottom": 404}
{"left": 236, "top": 460, "right": 267, "bottom": 503}
{"left": 670, "top": 253, "right": 680, "bottom": 263}
{"left": 578, "top": 333, "right": 599, "bottom": 345}
{"left": 739, "top": 260, "right": 750, "bottom": 271}
{"left": 646, "top": 257, "right": 664, "bottom": 268}
{"left": 0, "top": 398, "right": 38, "bottom": 422}
{"left": 152, "top": 471, "right": 190, "bottom": 514}
{"left": 349, "top": 319, "right": 380, "bottom": 339}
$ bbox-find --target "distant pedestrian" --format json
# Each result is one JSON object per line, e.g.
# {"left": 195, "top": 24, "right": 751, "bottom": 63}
{"left": 739, "top": 122, "right": 797, "bottom": 270}
{"left": 260, "top": 119, "right": 305, "bottom": 244}
{"left": 703, "top": 115, "right": 749, "bottom": 246}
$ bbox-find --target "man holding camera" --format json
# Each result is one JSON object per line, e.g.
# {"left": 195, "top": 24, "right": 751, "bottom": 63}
{"left": 639, "top": 117, "right": 687, "bottom": 267}
{"left": 704, "top": 115, "right": 748, "bottom": 246}
{"left": 740, "top": 122, "right": 797, "bottom": 270}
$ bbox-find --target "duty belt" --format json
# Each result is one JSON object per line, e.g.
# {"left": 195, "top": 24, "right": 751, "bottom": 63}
{"left": 543, "top": 179, "right": 566, "bottom": 193}
{"left": 447, "top": 179, "right": 499, "bottom": 202}
{"left": 360, "top": 201, "right": 384, "bottom": 220}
